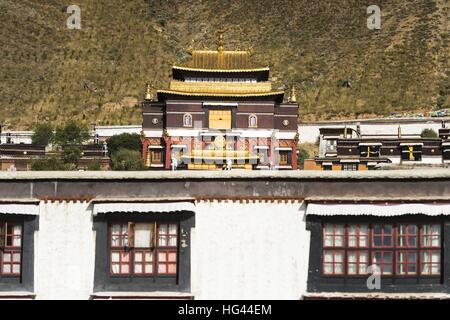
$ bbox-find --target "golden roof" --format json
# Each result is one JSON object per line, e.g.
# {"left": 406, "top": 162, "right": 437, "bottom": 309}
{"left": 168, "top": 80, "right": 273, "bottom": 94}
{"left": 175, "top": 50, "right": 267, "bottom": 71}
{"left": 159, "top": 32, "right": 284, "bottom": 100}
{"left": 174, "top": 32, "right": 268, "bottom": 72}
{"left": 157, "top": 90, "right": 285, "bottom": 98}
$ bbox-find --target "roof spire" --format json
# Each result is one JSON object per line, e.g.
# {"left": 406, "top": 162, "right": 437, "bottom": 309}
{"left": 217, "top": 30, "right": 225, "bottom": 53}
{"left": 289, "top": 84, "right": 297, "bottom": 103}
{"left": 145, "top": 83, "right": 153, "bottom": 101}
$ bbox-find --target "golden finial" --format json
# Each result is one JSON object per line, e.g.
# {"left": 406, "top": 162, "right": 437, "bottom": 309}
{"left": 186, "top": 39, "right": 195, "bottom": 54}
{"left": 246, "top": 46, "right": 254, "bottom": 56}
{"left": 289, "top": 85, "right": 297, "bottom": 103}
{"left": 145, "top": 83, "right": 153, "bottom": 101}
{"left": 218, "top": 30, "right": 225, "bottom": 53}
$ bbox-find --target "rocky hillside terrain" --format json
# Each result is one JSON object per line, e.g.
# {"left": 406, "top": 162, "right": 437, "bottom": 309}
{"left": 0, "top": 0, "right": 448, "bottom": 129}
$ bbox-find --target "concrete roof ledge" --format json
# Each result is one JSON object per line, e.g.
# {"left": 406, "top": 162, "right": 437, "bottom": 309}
{"left": 0, "top": 169, "right": 449, "bottom": 180}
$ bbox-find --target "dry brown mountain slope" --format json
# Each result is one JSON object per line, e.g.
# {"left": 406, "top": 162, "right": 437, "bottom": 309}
{"left": 0, "top": 0, "right": 448, "bottom": 129}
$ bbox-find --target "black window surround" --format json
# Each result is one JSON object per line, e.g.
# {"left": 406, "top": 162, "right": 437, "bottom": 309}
{"left": 93, "top": 212, "right": 194, "bottom": 293}
{"left": 0, "top": 214, "right": 38, "bottom": 292}
{"left": 401, "top": 145, "right": 422, "bottom": 161}
{"left": 307, "top": 215, "right": 450, "bottom": 293}
{"left": 359, "top": 145, "right": 380, "bottom": 158}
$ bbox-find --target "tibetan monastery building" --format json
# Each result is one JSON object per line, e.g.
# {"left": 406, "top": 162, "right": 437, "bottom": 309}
{"left": 141, "top": 35, "right": 299, "bottom": 170}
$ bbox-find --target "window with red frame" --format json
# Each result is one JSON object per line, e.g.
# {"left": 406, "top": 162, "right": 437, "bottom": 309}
{"left": 323, "top": 224, "right": 345, "bottom": 247}
{"left": 157, "top": 224, "right": 178, "bottom": 275}
{"left": 372, "top": 251, "right": 393, "bottom": 275}
{"left": 322, "top": 223, "right": 442, "bottom": 277}
{"left": 347, "top": 251, "right": 369, "bottom": 275}
{"left": 396, "top": 251, "right": 417, "bottom": 275}
{"left": 323, "top": 250, "right": 344, "bottom": 275}
{"left": 0, "top": 223, "right": 22, "bottom": 276}
{"left": 347, "top": 224, "right": 369, "bottom": 248}
{"left": 372, "top": 224, "right": 393, "bottom": 247}
{"left": 110, "top": 222, "right": 178, "bottom": 276}
{"left": 397, "top": 224, "right": 418, "bottom": 248}
{"left": 420, "top": 224, "right": 441, "bottom": 275}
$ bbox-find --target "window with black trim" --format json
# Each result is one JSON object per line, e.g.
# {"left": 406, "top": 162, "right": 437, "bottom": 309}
{"left": 360, "top": 145, "right": 380, "bottom": 158}
{"left": 342, "top": 163, "right": 358, "bottom": 171}
{"left": 322, "top": 223, "right": 441, "bottom": 277}
{"left": 93, "top": 211, "right": 193, "bottom": 293}
{"left": 110, "top": 222, "right": 178, "bottom": 276}
{"left": 401, "top": 145, "right": 422, "bottom": 161}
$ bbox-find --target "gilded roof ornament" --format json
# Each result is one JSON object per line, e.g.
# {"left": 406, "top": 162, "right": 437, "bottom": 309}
{"left": 246, "top": 46, "right": 253, "bottom": 57}
{"left": 217, "top": 30, "right": 225, "bottom": 53}
{"left": 186, "top": 39, "right": 195, "bottom": 54}
{"left": 145, "top": 83, "right": 154, "bottom": 101}
{"left": 289, "top": 85, "right": 297, "bottom": 103}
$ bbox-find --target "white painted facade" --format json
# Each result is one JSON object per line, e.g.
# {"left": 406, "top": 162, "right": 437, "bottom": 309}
{"left": 25, "top": 199, "right": 308, "bottom": 300}
{"left": 34, "top": 201, "right": 95, "bottom": 300}
{"left": 191, "top": 201, "right": 308, "bottom": 300}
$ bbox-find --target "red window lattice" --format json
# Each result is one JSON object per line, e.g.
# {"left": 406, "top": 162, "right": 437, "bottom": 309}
{"left": 397, "top": 224, "right": 418, "bottom": 248}
{"left": 372, "top": 224, "right": 394, "bottom": 248}
{"left": 322, "top": 223, "right": 442, "bottom": 277}
{"left": 323, "top": 250, "right": 344, "bottom": 275}
{"left": 0, "top": 223, "right": 22, "bottom": 276}
{"left": 323, "top": 224, "right": 345, "bottom": 247}
{"left": 110, "top": 222, "right": 178, "bottom": 276}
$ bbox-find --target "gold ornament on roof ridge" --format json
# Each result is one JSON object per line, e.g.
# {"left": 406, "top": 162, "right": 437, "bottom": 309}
{"left": 217, "top": 29, "right": 225, "bottom": 53}
{"left": 289, "top": 85, "right": 297, "bottom": 103}
{"left": 145, "top": 83, "right": 154, "bottom": 101}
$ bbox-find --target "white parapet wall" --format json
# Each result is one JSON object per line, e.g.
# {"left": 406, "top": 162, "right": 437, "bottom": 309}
{"left": 191, "top": 200, "right": 309, "bottom": 300}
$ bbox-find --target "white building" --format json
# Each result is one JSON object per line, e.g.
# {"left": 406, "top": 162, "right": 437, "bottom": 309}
{"left": 0, "top": 171, "right": 450, "bottom": 299}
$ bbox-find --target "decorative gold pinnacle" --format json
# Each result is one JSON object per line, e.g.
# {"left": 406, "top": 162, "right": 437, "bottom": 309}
{"left": 289, "top": 85, "right": 297, "bottom": 103}
{"left": 145, "top": 83, "right": 153, "bottom": 101}
{"left": 217, "top": 30, "right": 225, "bottom": 53}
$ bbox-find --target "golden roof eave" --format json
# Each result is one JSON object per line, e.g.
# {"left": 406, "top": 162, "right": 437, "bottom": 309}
{"left": 172, "top": 65, "right": 270, "bottom": 73}
{"left": 157, "top": 90, "right": 285, "bottom": 98}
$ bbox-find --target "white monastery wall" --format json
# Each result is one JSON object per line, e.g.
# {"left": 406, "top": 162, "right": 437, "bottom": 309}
{"left": 191, "top": 201, "right": 309, "bottom": 300}
{"left": 34, "top": 201, "right": 95, "bottom": 300}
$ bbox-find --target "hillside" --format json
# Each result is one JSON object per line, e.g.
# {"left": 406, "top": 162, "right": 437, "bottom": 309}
{"left": 0, "top": 0, "right": 449, "bottom": 129}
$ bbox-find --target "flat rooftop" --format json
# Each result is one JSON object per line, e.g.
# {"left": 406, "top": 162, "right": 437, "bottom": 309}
{"left": 0, "top": 168, "right": 449, "bottom": 180}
